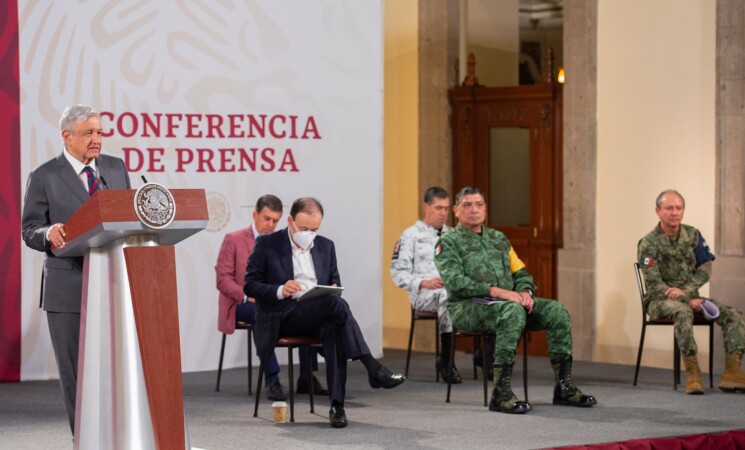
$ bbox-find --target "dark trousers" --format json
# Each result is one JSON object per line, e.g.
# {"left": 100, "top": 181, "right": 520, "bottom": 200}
{"left": 47, "top": 311, "right": 80, "bottom": 434}
{"left": 277, "top": 296, "right": 354, "bottom": 405}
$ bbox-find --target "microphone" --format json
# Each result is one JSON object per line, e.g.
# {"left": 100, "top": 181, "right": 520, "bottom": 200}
{"left": 141, "top": 175, "right": 149, "bottom": 184}
{"left": 99, "top": 175, "right": 109, "bottom": 190}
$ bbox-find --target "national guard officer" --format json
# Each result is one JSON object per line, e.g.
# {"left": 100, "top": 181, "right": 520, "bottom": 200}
{"left": 391, "top": 186, "right": 461, "bottom": 383}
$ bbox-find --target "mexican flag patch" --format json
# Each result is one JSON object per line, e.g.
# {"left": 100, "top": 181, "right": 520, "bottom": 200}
{"left": 642, "top": 257, "right": 653, "bottom": 267}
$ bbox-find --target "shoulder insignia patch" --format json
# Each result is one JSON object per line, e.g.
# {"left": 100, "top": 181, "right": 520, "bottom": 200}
{"left": 391, "top": 240, "right": 402, "bottom": 260}
{"left": 642, "top": 257, "right": 653, "bottom": 267}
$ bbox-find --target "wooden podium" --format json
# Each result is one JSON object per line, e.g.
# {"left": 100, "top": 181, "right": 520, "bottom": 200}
{"left": 52, "top": 189, "right": 208, "bottom": 450}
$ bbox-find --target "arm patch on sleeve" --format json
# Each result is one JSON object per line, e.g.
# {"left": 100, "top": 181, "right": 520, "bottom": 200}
{"left": 391, "top": 239, "right": 402, "bottom": 260}
{"left": 694, "top": 232, "right": 715, "bottom": 267}
{"left": 509, "top": 247, "right": 526, "bottom": 273}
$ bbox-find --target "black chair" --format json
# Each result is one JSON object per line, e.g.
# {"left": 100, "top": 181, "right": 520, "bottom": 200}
{"left": 215, "top": 321, "right": 252, "bottom": 394}
{"left": 446, "top": 327, "right": 529, "bottom": 406}
{"left": 404, "top": 307, "right": 440, "bottom": 380}
{"left": 253, "top": 336, "right": 322, "bottom": 423}
{"left": 632, "top": 262, "right": 714, "bottom": 389}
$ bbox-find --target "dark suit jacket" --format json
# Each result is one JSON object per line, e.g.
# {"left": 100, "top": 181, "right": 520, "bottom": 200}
{"left": 244, "top": 227, "right": 341, "bottom": 359}
{"left": 21, "top": 152, "right": 131, "bottom": 313}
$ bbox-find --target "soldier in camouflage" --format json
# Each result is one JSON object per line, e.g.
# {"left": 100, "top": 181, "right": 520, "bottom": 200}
{"left": 391, "top": 187, "right": 461, "bottom": 383}
{"left": 638, "top": 189, "right": 745, "bottom": 394}
{"left": 434, "top": 186, "right": 596, "bottom": 414}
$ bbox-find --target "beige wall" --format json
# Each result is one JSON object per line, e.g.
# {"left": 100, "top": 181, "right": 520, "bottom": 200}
{"left": 466, "top": 0, "right": 519, "bottom": 86}
{"left": 595, "top": 0, "right": 715, "bottom": 367}
{"left": 383, "top": 0, "right": 420, "bottom": 349}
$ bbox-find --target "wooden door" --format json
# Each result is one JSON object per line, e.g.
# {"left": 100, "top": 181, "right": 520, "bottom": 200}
{"left": 449, "top": 83, "right": 563, "bottom": 356}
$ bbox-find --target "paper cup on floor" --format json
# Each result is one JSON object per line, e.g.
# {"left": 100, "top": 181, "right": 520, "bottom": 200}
{"left": 272, "top": 401, "right": 287, "bottom": 423}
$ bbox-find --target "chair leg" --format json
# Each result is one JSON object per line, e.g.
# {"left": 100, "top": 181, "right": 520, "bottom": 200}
{"left": 435, "top": 317, "right": 440, "bottom": 382}
{"left": 709, "top": 323, "right": 714, "bottom": 389}
{"left": 446, "top": 331, "right": 457, "bottom": 403}
{"left": 216, "top": 333, "right": 227, "bottom": 392}
{"left": 479, "top": 334, "right": 488, "bottom": 407}
{"left": 633, "top": 323, "right": 647, "bottom": 386}
{"left": 522, "top": 331, "right": 528, "bottom": 403}
{"left": 405, "top": 311, "right": 415, "bottom": 378}
{"left": 308, "top": 346, "right": 315, "bottom": 414}
{"left": 673, "top": 337, "right": 681, "bottom": 390}
{"left": 247, "top": 329, "right": 253, "bottom": 396}
{"left": 288, "top": 347, "right": 295, "bottom": 423}
{"left": 253, "top": 360, "right": 264, "bottom": 417}
{"left": 473, "top": 336, "right": 479, "bottom": 380}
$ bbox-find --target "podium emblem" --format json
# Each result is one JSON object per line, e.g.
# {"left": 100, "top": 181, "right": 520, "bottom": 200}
{"left": 134, "top": 183, "right": 177, "bottom": 229}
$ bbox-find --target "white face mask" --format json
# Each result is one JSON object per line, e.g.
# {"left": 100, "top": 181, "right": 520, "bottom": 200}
{"left": 291, "top": 222, "right": 317, "bottom": 250}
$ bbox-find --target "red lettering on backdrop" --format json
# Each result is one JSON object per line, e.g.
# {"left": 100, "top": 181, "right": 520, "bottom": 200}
{"left": 260, "top": 148, "right": 276, "bottom": 171}
{"left": 184, "top": 114, "right": 203, "bottom": 138}
{"left": 206, "top": 114, "right": 224, "bottom": 138}
{"left": 175, "top": 148, "right": 193, "bottom": 172}
{"left": 219, "top": 148, "right": 236, "bottom": 171}
{"left": 303, "top": 116, "right": 321, "bottom": 139}
{"left": 247, "top": 114, "right": 266, "bottom": 138}
{"left": 165, "top": 113, "right": 183, "bottom": 138}
{"left": 123, "top": 147, "right": 144, "bottom": 172}
{"left": 118, "top": 112, "right": 137, "bottom": 138}
{"left": 197, "top": 148, "right": 216, "bottom": 172}
{"left": 147, "top": 148, "right": 165, "bottom": 172}
{"left": 278, "top": 149, "right": 299, "bottom": 172}
{"left": 228, "top": 114, "right": 242, "bottom": 138}
{"left": 142, "top": 113, "right": 162, "bottom": 137}
{"left": 269, "top": 115, "right": 286, "bottom": 138}
{"left": 100, "top": 111, "right": 114, "bottom": 137}
{"left": 238, "top": 148, "right": 257, "bottom": 171}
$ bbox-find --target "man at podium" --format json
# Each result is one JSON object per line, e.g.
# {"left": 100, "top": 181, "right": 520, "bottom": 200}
{"left": 21, "top": 104, "right": 131, "bottom": 433}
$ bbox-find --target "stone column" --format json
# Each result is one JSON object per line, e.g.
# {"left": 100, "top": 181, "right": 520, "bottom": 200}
{"left": 419, "top": 0, "right": 459, "bottom": 203}
{"left": 557, "top": 0, "right": 597, "bottom": 361}
{"left": 711, "top": 0, "right": 745, "bottom": 361}
{"left": 411, "top": 0, "right": 459, "bottom": 352}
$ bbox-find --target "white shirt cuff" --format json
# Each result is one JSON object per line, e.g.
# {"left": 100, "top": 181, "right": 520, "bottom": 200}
{"left": 276, "top": 286, "right": 284, "bottom": 300}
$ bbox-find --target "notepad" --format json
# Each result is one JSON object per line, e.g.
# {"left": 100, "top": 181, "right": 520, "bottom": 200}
{"left": 297, "top": 285, "right": 345, "bottom": 300}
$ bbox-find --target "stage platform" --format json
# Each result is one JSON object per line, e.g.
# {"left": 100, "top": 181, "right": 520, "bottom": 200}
{"left": 2, "top": 349, "right": 744, "bottom": 449}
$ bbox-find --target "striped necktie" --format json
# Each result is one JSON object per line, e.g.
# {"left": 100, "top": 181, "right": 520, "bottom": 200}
{"left": 82, "top": 166, "right": 100, "bottom": 196}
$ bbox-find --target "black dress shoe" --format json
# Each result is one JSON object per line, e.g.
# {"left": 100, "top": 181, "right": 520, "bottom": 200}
{"left": 266, "top": 379, "right": 287, "bottom": 401}
{"left": 368, "top": 366, "right": 406, "bottom": 389}
{"left": 329, "top": 404, "right": 348, "bottom": 428}
{"left": 296, "top": 375, "right": 329, "bottom": 395}
{"left": 436, "top": 357, "right": 462, "bottom": 384}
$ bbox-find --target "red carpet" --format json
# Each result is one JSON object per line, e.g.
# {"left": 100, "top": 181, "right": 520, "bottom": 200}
{"left": 553, "top": 429, "right": 745, "bottom": 450}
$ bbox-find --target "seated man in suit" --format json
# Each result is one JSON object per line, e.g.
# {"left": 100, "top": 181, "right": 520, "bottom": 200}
{"left": 216, "top": 194, "right": 326, "bottom": 401}
{"left": 245, "top": 197, "right": 405, "bottom": 428}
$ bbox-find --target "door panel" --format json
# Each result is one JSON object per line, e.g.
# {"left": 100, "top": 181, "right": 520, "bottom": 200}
{"left": 450, "top": 83, "right": 562, "bottom": 356}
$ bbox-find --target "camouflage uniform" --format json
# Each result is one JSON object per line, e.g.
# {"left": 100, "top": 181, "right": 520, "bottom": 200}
{"left": 434, "top": 223, "right": 573, "bottom": 364}
{"left": 390, "top": 221, "right": 452, "bottom": 333}
{"left": 638, "top": 223, "right": 745, "bottom": 356}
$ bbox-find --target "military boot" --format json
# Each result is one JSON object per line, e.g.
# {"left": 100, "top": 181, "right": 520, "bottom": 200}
{"left": 719, "top": 353, "right": 745, "bottom": 393}
{"left": 683, "top": 354, "right": 704, "bottom": 395}
{"left": 551, "top": 357, "right": 597, "bottom": 407}
{"left": 488, "top": 363, "right": 531, "bottom": 414}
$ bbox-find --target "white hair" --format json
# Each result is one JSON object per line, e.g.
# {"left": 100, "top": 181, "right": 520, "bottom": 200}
{"left": 59, "top": 104, "right": 99, "bottom": 132}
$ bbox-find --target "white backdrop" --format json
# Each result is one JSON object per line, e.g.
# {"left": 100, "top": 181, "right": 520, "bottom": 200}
{"left": 19, "top": 1, "right": 383, "bottom": 379}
